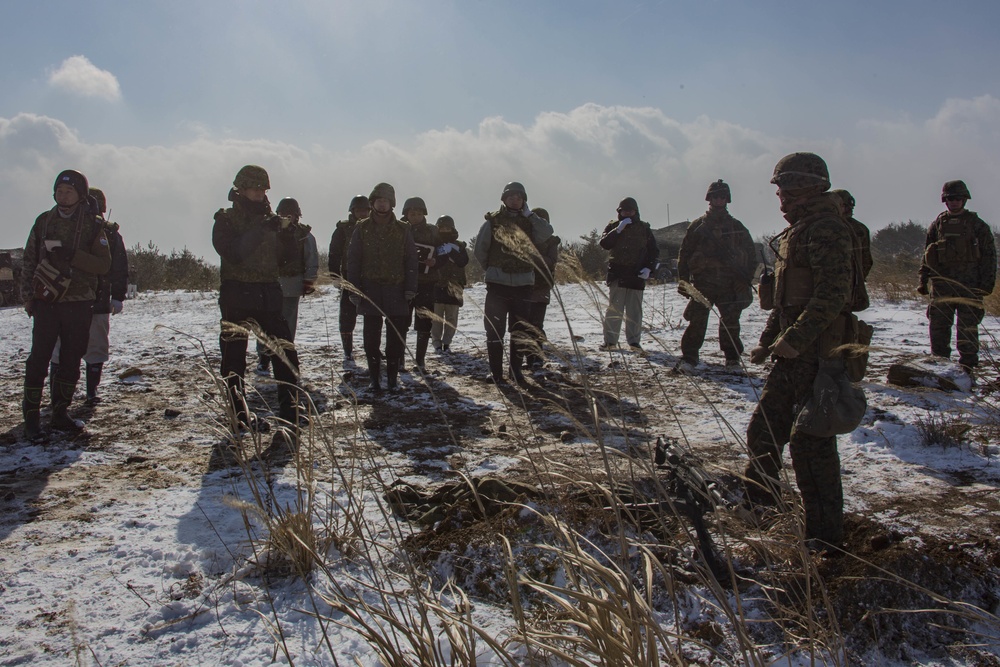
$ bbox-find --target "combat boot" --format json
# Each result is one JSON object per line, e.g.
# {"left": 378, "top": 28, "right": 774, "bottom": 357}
{"left": 386, "top": 358, "right": 400, "bottom": 391}
{"left": 48, "top": 362, "right": 60, "bottom": 402}
{"left": 509, "top": 349, "right": 528, "bottom": 386}
{"left": 22, "top": 385, "right": 43, "bottom": 440}
{"left": 367, "top": 355, "right": 382, "bottom": 393}
{"left": 342, "top": 333, "right": 354, "bottom": 361}
{"left": 50, "top": 379, "right": 84, "bottom": 433}
{"left": 86, "top": 362, "right": 103, "bottom": 403}
{"left": 414, "top": 332, "right": 430, "bottom": 373}
{"left": 487, "top": 341, "right": 505, "bottom": 384}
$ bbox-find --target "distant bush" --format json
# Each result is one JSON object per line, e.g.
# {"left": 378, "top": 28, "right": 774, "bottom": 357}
{"left": 128, "top": 242, "right": 219, "bottom": 291}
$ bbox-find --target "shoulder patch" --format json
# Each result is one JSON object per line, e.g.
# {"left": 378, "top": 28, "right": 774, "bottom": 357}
{"left": 100, "top": 238, "right": 109, "bottom": 246}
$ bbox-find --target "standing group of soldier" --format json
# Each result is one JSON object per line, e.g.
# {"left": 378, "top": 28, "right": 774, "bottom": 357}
{"left": 17, "top": 156, "right": 995, "bottom": 554}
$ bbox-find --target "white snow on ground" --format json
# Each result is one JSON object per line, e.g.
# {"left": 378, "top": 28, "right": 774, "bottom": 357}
{"left": 1, "top": 282, "right": 998, "bottom": 666}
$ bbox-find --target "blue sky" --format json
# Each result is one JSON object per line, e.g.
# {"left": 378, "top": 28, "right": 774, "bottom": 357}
{"left": 2, "top": 0, "right": 1000, "bottom": 260}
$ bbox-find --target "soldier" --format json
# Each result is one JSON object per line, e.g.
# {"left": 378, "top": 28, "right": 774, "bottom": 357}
{"left": 212, "top": 165, "right": 301, "bottom": 432}
{"left": 49, "top": 187, "right": 128, "bottom": 404}
{"left": 329, "top": 195, "right": 371, "bottom": 362}
{"left": 21, "top": 170, "right": 111, "bottom": 438}
{"left": 918, "top": 180, "right": 996, "bottom": 374}
{"left": 400, "top": 197, "right": 440, "bottom": 372}
{"left": 256, "top": 197, "right": 318, "bottom": 375}
{"left": 598, "top": 197, "right": 659, "bottom": 352}
{"left": 431, "top": 215, "right": 470, "bottom": 354}
{"left": 346, "top": 182, "right": 418, "bottom": 393}
{"left": 830, "top": 189, "right": 874, "bottom": 284}
{"left": 676, "top": 180, "right": 757, "bottom": 369}
{"left": 745, "top": 152, "right": 858, "bottom": 551}
{"left": 524, "top": 207, "right": 561, "bottom": 370}
{"left": 474, "top": 181, "right": 554, "bottom": 385}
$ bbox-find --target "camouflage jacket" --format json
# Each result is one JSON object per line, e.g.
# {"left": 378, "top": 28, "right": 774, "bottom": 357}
{"left": 346, "top": 214, "right": 418, "bottom": 289}
{"left": 919, "top": 209, "right": 996, "bottom": 297}
{"left": 213, "top": 196, "right": 281, "bottom": 284}
{"left": 328, "top": 216, "right": 359, "bottom": 278}
{"left": 21, "top": 205, "right": 111, "bottom": 303}
{"left": 407, "top": 220, "right": 442, "bottom": 285}
{"left": 760, "top": 195, "right": 853, "bottom": 354}
{"left": 677, "top": 208, "right": 756, "bottom": 289}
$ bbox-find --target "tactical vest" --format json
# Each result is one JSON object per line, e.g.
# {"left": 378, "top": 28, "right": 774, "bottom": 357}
{"left": 409, "top": 221, "right": 442, "bottom": 285}
{"left": 486, "top": 212, "right": 534, "bottom": 274}
{"left": 608, "top": 220, "right": 650, "bottom": 268}
{"left": 218, "top": 205, "right": 280, "bottom": 283}
{"left": 924, "top": 212, "right": 983, "bottom": 272}
{"left": 684, "top": 211, "right": 751, "bottom": 280}
{"left": 358, "top": 217, "right": 408, "bottom": 285}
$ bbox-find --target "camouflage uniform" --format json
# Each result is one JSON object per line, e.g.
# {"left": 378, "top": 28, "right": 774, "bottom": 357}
{"left": 213, "top": 172, "right": 301, "bottom": 425}
{"left": 746, "top": 153, "right": 858, "bottom": 549}
{"left": 346, "top": 184, "right": 418, "bottom": 391}
{"left": 402, "top": 199, "right": 441, "bottom": 370}
{"left": 21, "top": 171, "right": 112, "bottom": 434}
{"left": 677, "top": 203, "right": 756, "bottom": 364}
{"left": 919, "top": 189, "right": 996, "bottom": 370}
{"left": 474, "top": 182, "right": 554, "bottom": 384}
{"left": 329, "top": 195, "right": 370, "bottom": 360}
{"left": 599, "top": 198, "right": 659, "bottom": 348}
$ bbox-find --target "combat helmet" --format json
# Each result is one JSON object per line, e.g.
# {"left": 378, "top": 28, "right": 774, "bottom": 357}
{"left": 770, "top": 153, "right": 830, "bottom": 191}
{"left": 531, "top": 207, "right": 550, "bottom": 222}
{"left": 54, "top": 169, "right": 89, "bottom": 200}
{"left": 501, "top": 181, "right": 527, "bottom": 202}
{"left": 369, "top": 182, "right": 396, "bottom": 208}
{"left": 942, "top": 180, "right": 971, "bottom": 201}
{"left": 402, "top": 196, "right": 428, "bottom": 216}
{"left": 276, "top": 197, "right": 302, "bottom": 218}
{"left": 349, "top": 194, "right": 370, "bottom": 213}
{"left": 705, "top": 179, "right": 732, "bottom": 203}
{"left": 89, "top": 187, "right": 107, "bottom": 213}
{"left": 436, "top": 215, "right": 456, "bottom": 230}
{"left": 830, "top": 189, "right": 855, "bottom": 212}
{"left": 234, "top": 165, "right": 270, "bottom": 190}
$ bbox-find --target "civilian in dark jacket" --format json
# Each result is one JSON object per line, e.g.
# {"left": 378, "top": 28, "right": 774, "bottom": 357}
{"left": 599, "top": 197, "right": 658, "bottom": 351}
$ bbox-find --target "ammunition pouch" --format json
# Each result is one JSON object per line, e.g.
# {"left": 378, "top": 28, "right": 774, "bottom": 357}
{"left": 758, "top": 270, "right": 774, "bottom": 310}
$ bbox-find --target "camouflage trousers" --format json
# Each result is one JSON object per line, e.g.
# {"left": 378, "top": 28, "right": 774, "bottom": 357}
{"left": 745, "top": 355, "right": 844, "bottom": 546}
{"left": 680, "top": 297, "right": 746, "bottom": 362}
{"left": 927, "top": 298, "right": 985, "bottom": 369}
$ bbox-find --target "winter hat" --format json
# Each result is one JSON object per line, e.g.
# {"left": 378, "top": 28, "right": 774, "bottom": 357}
{"left": 54, "top": 169, "right": 89, "bottom": 200}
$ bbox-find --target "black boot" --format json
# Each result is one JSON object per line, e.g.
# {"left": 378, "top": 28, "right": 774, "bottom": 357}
{"left": 49, "top": 362, "right": 59, "bottom": 403}
{"left": 23, "top": 385, "right": 43, "bottom": 440}
{"left": 367, "top": 355, "right": 382, "bottom": 393}
{"left": 50, "top": 379, "right": 84, "bottom": 432}
{"left": 509, "top": 347, "right": 527, "bottom": 386}
{"left": 414, "top": 332, "right": 430, "bottom": 372}
{"left": 487, "top": 340, "right": 505, "bottom": 384}
{"left": 342, "top": 333, "right": 354, "bottom": 361}
{"left": 386, "top": 358, "right": 400, "bottom": 391}
{"left": 86, "top": 362, "right": 103, "bottom": 403}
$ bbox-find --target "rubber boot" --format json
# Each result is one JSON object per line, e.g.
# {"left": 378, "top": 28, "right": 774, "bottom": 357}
{"left": 487, "top": 340, "right": 505, "bottom": 384}
{"left": 414, "top": 332, "right": 430, "bottom": 372}
{"left": 49, "top": 362, "right": 60, "bottom": 403}
{"left": 86, "top": 362, "right": 103, "bottom": 403}
{"left": 342, "top": 333, "right": 354, "bottom": 361}
{"left": 367, "top": 355, "right": 382, "bottom": 393}
{"left": 22, "top": 385, "right": 43, "bottom": 440}
{"left": 509, "top": 347, "right": 527, "bottom": 386}
{"left": 50, "top": 379, "right": 84, "bottom": 432}
{"left": 386, "top": 358, "right": 400, "bottom": 391}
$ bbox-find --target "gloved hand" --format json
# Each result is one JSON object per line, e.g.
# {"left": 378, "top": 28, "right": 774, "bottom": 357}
{"left": 265, "top": 215, "right": 284, "bottom": 231}
{"left": 749, "top": 346, "right": 770, "bottom": 364}
{"left": 638, "top": 267, "right": 651, "bottom": 280}
{"left": 616, "top": 217, "right": 632, "bottom": 233}
{"left": 302, "top": 280, "right": 315, "bottom": 296}
{"left": 404, "top": 291, "right": 416, "bottom": 302}
{"left": 917, "top": 283, "right": 928, "bottom": 296}
{"left": 521, "top": 204, "right": 533, "bottom": 218}
{"left": 677, "top": 283, "right": 689, "bottom": 297}
{"left": 437, "top": 243, "right": 459, "bottom": 256}
{"left": 110, "top": 299, "right": 124, "bottom": 315}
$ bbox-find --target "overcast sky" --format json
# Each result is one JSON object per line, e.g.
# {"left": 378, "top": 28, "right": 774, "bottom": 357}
{"left": 2, "top": 0, "right": 999, "bottom": 261}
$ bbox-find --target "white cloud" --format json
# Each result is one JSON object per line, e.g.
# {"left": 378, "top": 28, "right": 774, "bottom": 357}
{"left": 2, "top": 98, "right": 999, "bottom": 262}
{"left": 47, "top": 55, "right": 122, "bottom": 101}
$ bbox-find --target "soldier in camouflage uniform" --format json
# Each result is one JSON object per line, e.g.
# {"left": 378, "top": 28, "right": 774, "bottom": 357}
{"left": 50, "top": 187, "right": 129, "bottom": 404}
{"left": 328, "top": 195, "right": 371, "bottom": 361}
{"left": 676, "top": 180, "right": 757, "bottom": 368}
{"left": 212, "top": 165, "right": 301, "bottom": 430}
{"left": 474, "top": 182, "right": 554, "bottom": 385}
{"left": 256, "top": 197, "right": 318, "bottom": 375}
{"left": 431, "top": 215, "right": 470, "bottom": 353}
{"left": 599, "top": 197, "right": 659, "bottom": 352}
{"left": 346, "top": 182, "right": 418, "bottom": 393}
{"left": 918, "top": 180, "right": 996, "bottom": 373}
{"left": 400, "top": 197, "right": 440, "bottom": 372}
{"left": 21, "top": 170, "right": 112, "bottom": 438}
{"left": 830, "top": 189, "right": 873, "bottom": 283}
{"left": 524, "top": 207, "right": 560, "bottom": 370}
{"left": 745, "top": 153, "right": 858, "bottom": 551}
